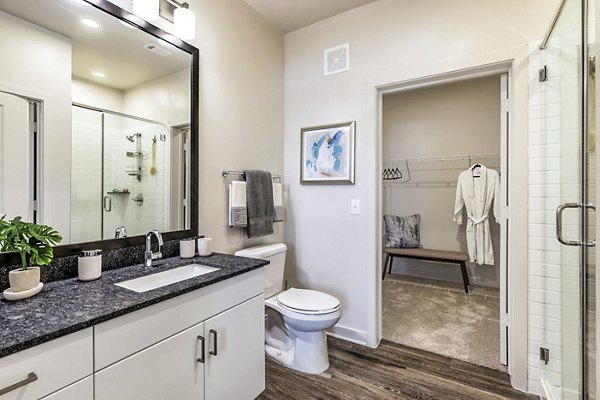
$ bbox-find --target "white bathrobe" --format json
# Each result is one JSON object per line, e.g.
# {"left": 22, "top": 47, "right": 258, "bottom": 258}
{"left": 454, "top": 165, "right": 500, "bottom": 265}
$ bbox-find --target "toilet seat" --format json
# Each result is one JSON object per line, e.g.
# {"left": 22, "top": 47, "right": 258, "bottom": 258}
{"left": 276, "top": 288, "right": 340, "bottom": 315}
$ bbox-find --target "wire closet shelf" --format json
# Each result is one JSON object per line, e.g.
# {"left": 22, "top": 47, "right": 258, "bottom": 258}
{"left": 383, "top": 153, "right": 501, "bottom": 186}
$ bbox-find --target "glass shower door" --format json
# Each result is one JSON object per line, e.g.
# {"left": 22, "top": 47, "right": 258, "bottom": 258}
{"left": 543, "top": 0, "right": 596, "bottom": 398}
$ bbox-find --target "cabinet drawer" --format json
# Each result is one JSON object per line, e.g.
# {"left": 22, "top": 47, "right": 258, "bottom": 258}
{"left": 0, "top": 328, "right": 93, "bottom": 400}
{"left": 95, "top": 268, "right": 263, "bottom": 370}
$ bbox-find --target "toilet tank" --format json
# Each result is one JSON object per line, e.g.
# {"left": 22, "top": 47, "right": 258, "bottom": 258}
{"left": 234, "top": 243, "right": 287, "bottom": 298}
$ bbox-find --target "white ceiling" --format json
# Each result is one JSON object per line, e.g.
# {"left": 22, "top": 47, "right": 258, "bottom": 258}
{"left": 0, "top": 0, "right": 190, "bottom": 90}
{"left": 243, "top": 0, "right": 379, "bottom": 33}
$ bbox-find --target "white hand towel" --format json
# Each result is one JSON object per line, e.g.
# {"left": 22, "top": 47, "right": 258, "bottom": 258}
{"left": 273, "top": 182, "right": 283, "bottom": 222}
{"left": 229, "top": 181, "right": 247, "bottom": 228}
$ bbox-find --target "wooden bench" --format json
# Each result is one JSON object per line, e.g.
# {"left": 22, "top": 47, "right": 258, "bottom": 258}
{"left": 383, "top": 248, "right": 470, "bottom": 293}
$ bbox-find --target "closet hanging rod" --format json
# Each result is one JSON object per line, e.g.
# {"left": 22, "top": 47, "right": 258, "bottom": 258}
{"left": 222, "top": 170, "right": 282, "bottom": 182}
{"left": 385, "top": 153, "right": 500, "bottom": 165}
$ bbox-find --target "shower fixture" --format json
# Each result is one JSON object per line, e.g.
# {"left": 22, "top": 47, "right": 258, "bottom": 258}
{"left": 126, "top": 132, "right": 142, "bottom": 142}
{"left": 125, "top": 132, "right": 144, "bottom": 181}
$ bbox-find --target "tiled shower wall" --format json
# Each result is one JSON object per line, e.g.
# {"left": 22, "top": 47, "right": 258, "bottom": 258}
{"left": 71, "top": 107, "right": 102, "bottom": 242}
{"left": 103, "top": 116, "right": 169, "bottom": 239}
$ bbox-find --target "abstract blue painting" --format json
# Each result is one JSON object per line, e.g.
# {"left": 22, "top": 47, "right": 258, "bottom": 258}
{"left": 301, "top": 121, "right": 355, "bottom": 184}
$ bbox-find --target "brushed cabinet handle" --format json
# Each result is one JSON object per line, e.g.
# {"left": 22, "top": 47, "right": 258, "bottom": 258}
{"left": 209, "top": 329, "right": 218, "bottom": 356}
{"left": 0, "top": 372, "right": 38, "bottom": 396}
{"left": 196, "top": 335, "right": 205, "bottom": 363}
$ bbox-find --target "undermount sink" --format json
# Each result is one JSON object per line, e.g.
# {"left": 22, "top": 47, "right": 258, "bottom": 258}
{"left": 115, "top": 264, "right": 220, "bottom": 293}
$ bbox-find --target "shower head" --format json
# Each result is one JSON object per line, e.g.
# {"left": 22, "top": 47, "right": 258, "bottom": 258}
{"left": 126, "top": 133, "right": 141, "bottom": 142}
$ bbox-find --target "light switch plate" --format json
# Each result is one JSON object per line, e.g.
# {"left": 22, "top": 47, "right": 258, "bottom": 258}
{"left": 350, "top": 199, "right": 360, "bottom": 215}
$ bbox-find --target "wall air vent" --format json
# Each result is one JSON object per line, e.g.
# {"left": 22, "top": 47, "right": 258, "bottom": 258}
{"left": 324, "top": 43, "right": 350, "bottom": 76}
{"left": 143, "top": 43, "right": 172, "bottom": 57}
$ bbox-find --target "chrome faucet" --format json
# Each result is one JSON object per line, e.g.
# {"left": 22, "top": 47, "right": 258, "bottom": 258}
{"left": 145, "top": 230, "right": 163, "bottom": 267}
{"left": 115, "top": 226, "right": 127, "bottom": 238}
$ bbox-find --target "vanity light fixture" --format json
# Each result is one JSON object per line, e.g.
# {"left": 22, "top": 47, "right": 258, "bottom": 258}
{"left": 92, "top": 72, "right": 106, "bottom": 78}
{"left": 132, "top": 0, "right": 160, "bottom": 22}
{"left": 173, "top": 3, "right": 196, "bottom": 40}
{"left": 81, "top": 18, "right": 100, "bottom": 28}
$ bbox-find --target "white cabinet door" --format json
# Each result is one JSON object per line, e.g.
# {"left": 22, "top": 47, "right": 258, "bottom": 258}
{"left": 204, "top": 295, "right": 265, "bottom": 400}
{"left": 40, "top": 377, "right": 93, "bottom": 400}
{"left": 95, "top": 321, "right": 205, "bottom": 400}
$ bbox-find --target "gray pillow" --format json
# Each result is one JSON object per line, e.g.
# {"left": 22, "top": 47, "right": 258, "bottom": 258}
{"left": 384, "top": 214, "right": 422, "bottom": 248}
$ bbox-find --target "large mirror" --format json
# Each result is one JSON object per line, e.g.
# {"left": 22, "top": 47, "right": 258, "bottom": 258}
{"left": 0, "top": 0, "right": 198, "bottom": 256}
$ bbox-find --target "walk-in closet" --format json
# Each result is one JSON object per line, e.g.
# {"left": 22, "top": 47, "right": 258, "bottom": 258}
{"left": 381, "top": 74, "right": 508, "bottom": 371}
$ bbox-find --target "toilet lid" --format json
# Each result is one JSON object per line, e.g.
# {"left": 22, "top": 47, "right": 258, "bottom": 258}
{"left": 276, "top": 288, "right": 340, "bottom": 313}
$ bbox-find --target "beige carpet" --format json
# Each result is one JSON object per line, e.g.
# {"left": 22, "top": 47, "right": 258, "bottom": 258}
{"left": 382, "top": 274, "right": 506, "bottom": 371}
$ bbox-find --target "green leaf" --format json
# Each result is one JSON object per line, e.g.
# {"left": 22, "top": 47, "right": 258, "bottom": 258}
{"left": 0, "top": 216, "right": 62, "bottom": 269}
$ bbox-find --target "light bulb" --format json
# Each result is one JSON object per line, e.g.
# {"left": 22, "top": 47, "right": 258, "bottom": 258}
{"left": 174, "top": 7, "right": 196, "bottom": 40}
{"left": 132, "top": 0, "right": 159, "bottom": 22}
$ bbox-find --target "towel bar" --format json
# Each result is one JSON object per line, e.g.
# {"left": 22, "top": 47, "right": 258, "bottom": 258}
{"left": 222, "top": 170, "right": 282, "bottom": 182}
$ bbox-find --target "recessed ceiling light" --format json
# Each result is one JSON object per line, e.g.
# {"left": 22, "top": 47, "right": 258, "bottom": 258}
{"left": 81, "top": 18, "right": 100, "bottom": 29}
{"left": 92, "top": 72, "right": 106, "bottom": 78}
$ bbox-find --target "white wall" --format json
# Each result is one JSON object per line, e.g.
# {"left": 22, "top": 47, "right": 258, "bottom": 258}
{"left": 382, "top": 76, "right": 501, "bottom": 287}
{"left": 283, "top": 0, "right": 559, "bottom": 391}
{"left": 0, "top": 11, "right": 72, "bottom": 240}
{"left": 123, "top": 69, "right": 190, "bottom": 126}
{"left": 184, "top": 0, "right": 285, "bottom": 253}
{"left": 72, "top": 78, "right": 123, "bottom": 112}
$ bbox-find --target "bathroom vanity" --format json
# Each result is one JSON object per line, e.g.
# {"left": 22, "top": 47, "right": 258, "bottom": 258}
{"left": 0, "top": 254, "right": 267, "bottom": 400}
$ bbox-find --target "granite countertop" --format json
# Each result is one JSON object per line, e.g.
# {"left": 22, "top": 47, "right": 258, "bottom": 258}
{"left": 0, "top": 253, "right": 268, "bottom": 359}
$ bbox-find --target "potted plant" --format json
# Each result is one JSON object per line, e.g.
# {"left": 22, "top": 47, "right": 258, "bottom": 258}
{"left": 0, "top": 216, "right": 62, "bottom": 295}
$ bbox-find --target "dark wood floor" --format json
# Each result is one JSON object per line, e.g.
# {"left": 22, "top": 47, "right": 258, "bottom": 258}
{"left": 259, "top": 337, "right": 536, "bottom": 400}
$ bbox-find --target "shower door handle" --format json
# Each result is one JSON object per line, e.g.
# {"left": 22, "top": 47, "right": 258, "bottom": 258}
{"left": 585, "top": 203, "right": 596, "bottom": 247}
{"left": 556, "top": 203, "right": 596, "bottom": 247}
{"left": 104, "top": 196, "right": 112, "bottom": 212}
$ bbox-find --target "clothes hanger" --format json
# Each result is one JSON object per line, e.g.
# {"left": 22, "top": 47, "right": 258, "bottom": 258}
{"left": 470, "top": 163, "right": 482, "bottom": 178}
{"left": 393, "top": 168, "right": 403, "bottom": 179}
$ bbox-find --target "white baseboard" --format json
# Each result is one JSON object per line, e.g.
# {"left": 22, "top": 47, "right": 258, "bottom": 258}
{"left": 327, "top": 325, "right": 369, "bottom": 346}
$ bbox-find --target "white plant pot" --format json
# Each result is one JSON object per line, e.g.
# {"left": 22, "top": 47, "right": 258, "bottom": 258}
{"left": 9, "top": 267, "right": 41, "bottom": 293}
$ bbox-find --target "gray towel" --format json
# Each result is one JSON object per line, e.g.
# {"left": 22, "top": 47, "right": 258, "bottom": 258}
{"left": 244, "top": 170, "right": 274, "bottom": 238}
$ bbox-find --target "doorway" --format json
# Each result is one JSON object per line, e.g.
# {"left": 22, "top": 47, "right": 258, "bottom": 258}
{"left": 0, "top": 91, "right": 41, "bottom": 223}
{"left": 379, "top": 73, "right": 509, "bottom": 371}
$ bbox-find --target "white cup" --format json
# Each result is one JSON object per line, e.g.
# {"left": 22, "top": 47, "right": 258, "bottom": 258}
{"left": 197, "top": 237, "right": 212, "bottom": 256}
{"left": 78, "top": 255, "right": 102, "bottom": 281}
{"left": 180, "top": 239, "right": 196, "bottom": 258}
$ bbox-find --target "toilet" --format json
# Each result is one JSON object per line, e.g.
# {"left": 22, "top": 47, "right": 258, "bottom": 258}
{"left": 235, "top": 243, "right": 341, "bottom": 374}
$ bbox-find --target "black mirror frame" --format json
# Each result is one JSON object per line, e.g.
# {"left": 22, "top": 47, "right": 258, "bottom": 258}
{"left": 0, "top": 0, "right": 199, "bottom": 265}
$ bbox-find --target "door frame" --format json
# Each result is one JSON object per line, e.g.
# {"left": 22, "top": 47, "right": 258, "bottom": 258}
{"left": 368, "top": 60, "right": 523, "bottom": 382}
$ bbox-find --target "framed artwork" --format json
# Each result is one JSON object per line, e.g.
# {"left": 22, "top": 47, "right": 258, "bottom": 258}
{"left": 300, "top": 121, "right": 355, "bottom": 184}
